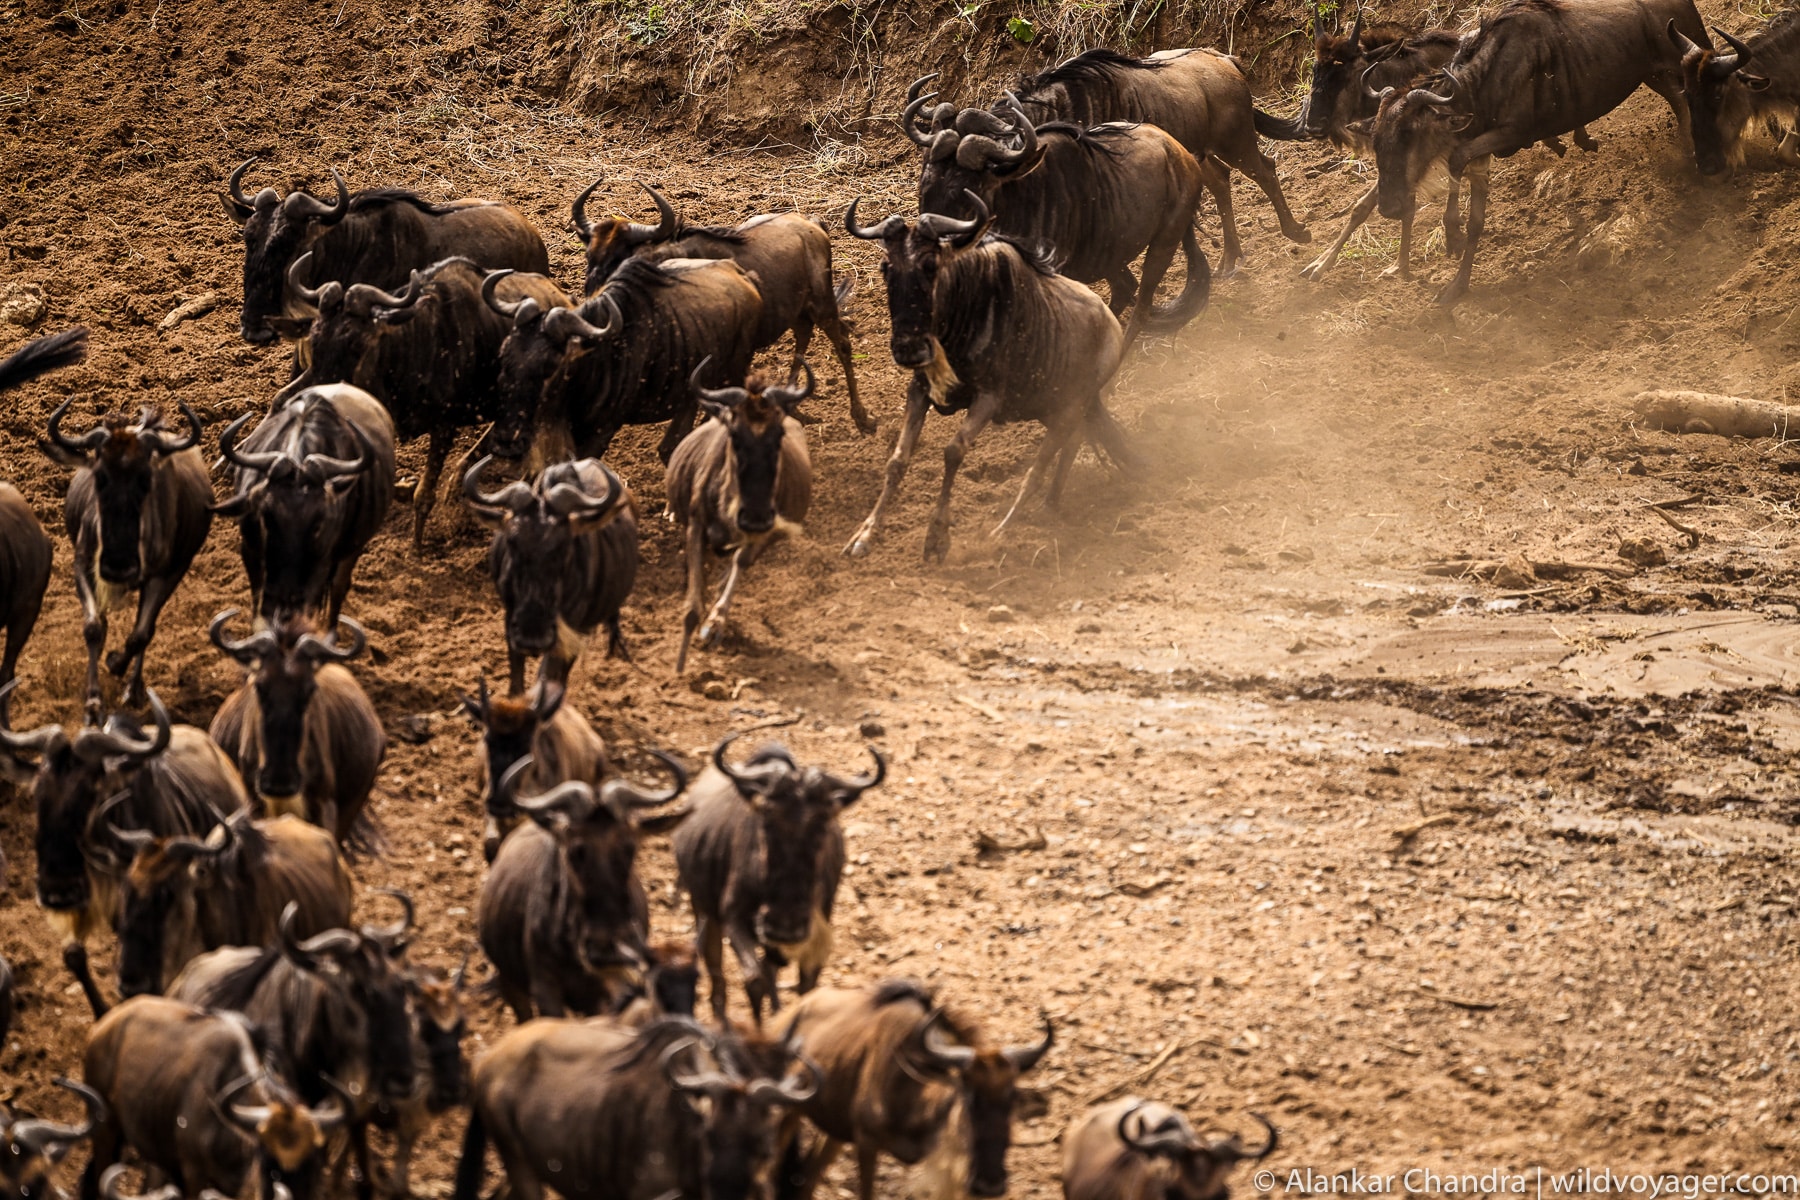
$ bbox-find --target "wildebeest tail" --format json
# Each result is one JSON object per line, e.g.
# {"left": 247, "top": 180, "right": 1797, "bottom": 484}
{"left": 1254, "top": 106, "right": 1308, "bottom": 141}
{"left": 452, "top": 1108, "right": 488, "bottom": 1200}
{"left": 1141, "top": 223, "right": 1211, "bottom": 334}
{"left": 342, "top": 809, "right": 389, "bottom": 862}
{"left": 1085, "top": 403, "right": 1142, "bottom": 473}
{"left": 833, "top": 272, "right": 855, "bottom": 314}
{"left": 0, "top": 327, "right": 88, "bottom": 392}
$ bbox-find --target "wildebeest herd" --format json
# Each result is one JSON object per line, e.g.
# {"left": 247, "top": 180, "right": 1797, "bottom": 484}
{"left": 0, "top": 0, "right": 1778, "bottom": 1194}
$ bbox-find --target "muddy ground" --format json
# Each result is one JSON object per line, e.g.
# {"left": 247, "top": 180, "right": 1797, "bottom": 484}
{"left": 3, "top": 0, "right": 1800, "bottom": 1192}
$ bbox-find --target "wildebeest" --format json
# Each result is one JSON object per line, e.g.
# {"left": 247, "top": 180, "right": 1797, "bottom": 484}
{"left": 573, "top": 180, "right": 874, "bottom": 434}
{"left": 282, "top": 254, "right": 572, "bottom": 548}
{"left": 0, "top": 688, "right": 249, "bottom": 1017}
{"left": 453, "top": 1016, "right": 818, "bottom": 1200}
{"left": 368, "top": 958, "right": 472, "bottom": 1197}
{"left": 1361, "top": 0, "right": 1705, "bottom": 306}
{"left": 0, "top": 329, "right": 84, "bottom": 695}
{"left": 42, "top": 399, "right": 211, "bottom": 717}
{"left": 167, "top": 899, "right": 422, "bottom": 1200}
{"left": 111, "top": 809, "right": 354, "bottom": 999}
{"left": 1670, "top": 17, "right": 1800, "bottom": 175}
{"left": 477, "top": 752, "right": 690, "bottom": 1022}
{"left": 911, "top": 95, "right": 1209, "bottom": 341}
{"left": 1062, "top": 1099, "right": 1276, "bottom": 1200}
{"left": 0, "top": 954, "right": 10, "bottom": 1046}
{"left": 80, "top": 995, "right": 344, "bottom": 1200}
{"left": 995, "top": 49, "right": 1312, "bottom": 273}
{"left": 208, "top": 610, "right": 386, "bottom": 851}
{"left": 463, "top": 456, "right": 639, "bottom": 693}
{"left": 673, "top": 732, "right": 882, "bottom": 1024}
{"left": 223, "top": 158, "right": 549, "bottom": 351}
{"left": 778, "top": 980, "right": 1053, "bottom": 1200}
{"left": 0, "top": 1078, "right": 106, "bottom": 1200}
{"left": 216, "top": 385, "right": 397, "bottom": 629}
{"left": 459, "top": 675, "right": 610, "bottom": 861}
{"left": 668, "top": 362, "right": 814, "bottom": 673}
{"left": 484, "top": 255, "right": 762, "bottom": 464}
{"left": 842, "top": 195, "right": 1130, "bottom": 561}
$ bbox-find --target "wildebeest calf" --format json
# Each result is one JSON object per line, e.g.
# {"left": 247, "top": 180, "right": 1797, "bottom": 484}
{"left": 460, "top": 675, "right": 610, "bottom": 861}
{"left": 1062, "top": 1099, "right": 1275, "bottom": 1200}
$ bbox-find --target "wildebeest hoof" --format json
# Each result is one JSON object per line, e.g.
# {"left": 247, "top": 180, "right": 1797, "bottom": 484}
{"left": 844, "top": 527, "right": 877, "bottom": 557}
{"left": 1298, "top": 260, "right": 1327, "bottom": 282}
{"left": 852, "top": 412, "right": 878, "bottom": 436}
{"left": 1286, "top": 226, "right": 1314, "bottom": 245}
{"left": 922, "top": 525, "right": 950, "bottom": 562}
{"left": 104, "top": 650, "right": 130, "bottom": 676}
{"left": 1574, "top": 129, "right": 1599, "bottom": 152}
{"left": 1380, "top": 263, "right": 1411, "bottom": 281}
{"left": 698, "top": 622, "right": 724, "bottom": 650}
{"left": 1436, "top": 280, "right": 1470, "bottom": 308}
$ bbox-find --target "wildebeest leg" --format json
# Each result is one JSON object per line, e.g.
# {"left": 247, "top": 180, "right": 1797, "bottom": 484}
{"left": 1119, "top": 227, "right": 1179, "bottom": 343}
{"left": 696, "top": 547, "right": 750, "bottom": 654}
{"left": 1437, "top": 156, "right": 1492, "bottom": 308}
{"left": 73, "top": 563, "right": 107, "bottom": 723}
{"left": 993, "top": 419, "right": 1080, "bottom": 539}
{"left": 657, "top": 402, "right": 699, "bottom": 465}
{"left": 923, "top": 392, "right": 1001, "bottom": 564}
{"left": 1574, "top": 126, "right": 1599, "bottom": 153}
{"left": 1198, "top": 156, "right": 1243, "bottom": 277}
{"left": 1219, "top": 139, "right": 1312, "bottom": 245}
{"left": 725, "top": 920, "right": 770, "bottom": 1023}
{"left": 1442, "top": 176, "right": 1465, "bottom": 255}
{"left": 507, "top": 649, "right": 527, "bottom": 697}
{"left": 817, "top": 309, "right": 875, "bottom": 435}
{"left": 1104, "top": 267, "right": 1138, "bottom": 317}
{"left": 352, "top": 1122, "right": 376, "bottom": 1200}
{"left": 844, "top": 381, "right": 931, "bottom": 558}
{"left": 1, "top": 580, "right": 44, "bottom": 693}
{"left": 854, "top": 1142, "right": 880, "bottom": 1200}
{"left": 1381, "top": 207, "right": 1414, "bottom": 281}
{"left": 677, "top": 518, "right": 709, "bottom": 674}
{"left": 76, "top": 1114, "right": 120, "bottom": 1200}
{"left": 1299, "top": 182, "right": 1378, "bottom": 282}
{"left": 109, "top": 574, "right": 176, "bottom": 707}
{"left": 413, "top": 430, "right": 453, "bottom": 553}
{"left": 326, "top": 555, "right": 358, "bottom": 633}
{"left": 1645, "top": 72, "right": 1691, "bottom": 143}
{"left": 65, "top": 941, "right": 108, "bottom": 1018}
{"left": 697, "top": 912, "right": 729, "bottom": 1024}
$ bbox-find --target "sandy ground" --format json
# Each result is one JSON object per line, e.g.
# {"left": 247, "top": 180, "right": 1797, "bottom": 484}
{"left": 3, "top": 0, "right": 1800, "bottom": 1193}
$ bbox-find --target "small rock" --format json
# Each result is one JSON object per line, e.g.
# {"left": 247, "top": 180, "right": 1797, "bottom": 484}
{"left": 687, "top": 668, "right": 725, "bottom": 696}
{"left": 1618, "top": 537, "right": 1666, "bottom": 568}
{"left": 1492, "top": 558, "right": 1536, "bottom": 590}
{"left": 985, "top": 605, "right": 1015, "bottom": 624}
{"left": 0, "top": 282, "right": 46, "bottom": 328}
{"left": 159, "top": 291, "right": 219, "bottom": 330}
{"left": 858, "top": 719, "right": 885, "bottom": 738}
{"left": 701, "top": 681, "right": 731, "bottom": 701}
{"left": 1075, "top": 620, "right": 1102, "bottom": 634}
{"left": 393, "top": 714, "right": 434, "bottom": 744}
{"left": 1222, "top": 544, "right": 1249, "bottom": 557}
{"left": 1627, "top": 459, "right": 1649, "bottom": 476}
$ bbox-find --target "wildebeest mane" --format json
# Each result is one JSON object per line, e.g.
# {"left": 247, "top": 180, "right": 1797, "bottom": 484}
{"left": 1017, "top": 47, "right": 1166, "bottom": 96}
{"left": 192, "top": 945, "right": 287, "bottom": 1012}
{"left": 1750, "top": 6, "right": 1800, "bottom": 54}
{"left": 1455, "top": 0, "right": 1565, "bottom": 60}
{"left": 612, "top": 1015, "right": 714, "bottom": 1071}
{"left": 872, "top": 978, "right": 935, "bottom": 1009}
{"left": 983, "top": 233, "right": 1060, "bottom": 276}
{"left": 603, "top": 257, "right": 684, "bottom": 299}
{"left": 343, "top": 189, "right": 491, "bottom": 218}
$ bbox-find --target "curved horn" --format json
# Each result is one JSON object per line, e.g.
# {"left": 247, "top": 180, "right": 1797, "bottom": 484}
{"left": 1363, "top": 63, "right": 1395, "bottom": 103}
{"left": 906, "top": 73, "right": 940, "bottom": 104}
{"left": 301, "top": 416, "right": 374, "bottom": 482}
{"left": 831, "top": 744, "right": 885, "bottom": 794}
{"left": 8, "top": 1078, "right": 108, "bottom": 1158}
{"left": 74, "top": 689, "right": 172, "bottom": 763}
{"left": 623, "top": 182, "right": 679, "bottom": 246}
{"left": 689, "top": 355, "right": 749, "bottom": 408}
{"left": 106, "top": 823, "right": 158, "bottom": 852}
{"left": 287, "top": 251, "right": 326, "bottom": 308}
{"left": 225, "top": 156, "right": 258, "bottom": 215}
{"left": 748, "top": 1052, "right": 821, "bottom": 1105}
{"left": 219, "top": 413, "right": 283, "bottom": 474}
{"left": 220, "top": 1075, "right": 271, "bottom": 1132}
{"left": 210, "top": 608, "right": 279, "bottom": 665}
{"left": 46, "top": 398, "right": 107, "bottom": 456}
{"left": 543, "top": 463, "right": 625, "bottom": 520}
{"left": 764, "top": 361, "right": 815, "bottom": 409}
{"left": 712, "top": 729, "right": 784, "bottom": 796}
{"left": 602, "top": 749, "right": 688, "bottom": 809}
{"left": 284, "top": 168, "right": 350, "bottom": 223}
{"left": 0, "top": 681, "right": 64, "bottom": 755}
{"left": 1408, "top": 70, "right": 1458, "bottom": 106}
{"left": 571, "top": 177, "right": 602, "bottom": 241}
{"left": 662, "top": 1037, "right": 734, "bottom": 1094}
{"left": 1347, "top": 6, "right": 1364, "bottom": 46}
{"left": 917, "top": 190, "right": 990, "bottom": 247}
{"left": 295, "top": 616, "right": 366, "bottom": 663}
{"left": 308, "top": 1078, "right": 353, "bottom": 1133}
{"left": 277, "top": 901, "right": 319, "bottom": 968}
{"left": 462, "top": 456, "right": 535, "bottom": 517}
{"left": 363, "top": 887, "right": 415, "bottom": 948}
{"left": 1118, "top": 1102, "right": 1198, "bottom": 1156}
{"left": 903, "top": 80, "right": 941, "bottom": 147}
{"left": 481, "top": 268, "right": 528, "bottom": 320}
{"left": 919, "top": 1010, "right": 977, "bottom": 1071}
{"left": 543, "top": 299, "right": 618, "bottom": 344}
{"left": 101, "top": 1164, "right": 181, "bottom": 1200}
{"left": 345, "top": 276, "right": 419, "bottom": 314}
{"left": 515, "top": 778, "right": 599, "bottom": 824}
{"left": 1212, "top": 1113, "right": 1278, "bottom": 1162}
{"left": 1668, "top": 18, "right": 1703, "bottom": 55}
{"left": 1714, "top": 25, "right": 1753, "bottom": 65}
{"left": 146, "top": 402, "right": 203, "bottom": 455}
{"left": 1002, "top": 1012, "right": 1054, "bottom": 1071}
{"left": 845, "top": 198, "right": 907, "bottom": 241}
{"left": 296, "top": 926, "right": 364, "bottom": 960}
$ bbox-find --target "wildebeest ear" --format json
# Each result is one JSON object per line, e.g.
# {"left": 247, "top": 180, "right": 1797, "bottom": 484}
{"left": 458, "top": 694, "right": 484, "bottom": 723}
{"left": 221, "top": 194, "right": 253, "bottom": 225}
{"left": 1742, "top": 71, "right": 1772, "bottom": 90}
{"left": 634, "top": 807, "right": 693, "bottom": 836}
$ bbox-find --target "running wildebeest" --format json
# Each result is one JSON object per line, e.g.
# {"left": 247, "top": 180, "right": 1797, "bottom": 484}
{"left": 224, "top": 158, "right": 548, "bottom": 352}
{"left": 0, "top": 329, "right": 81, "bottom": 695}
{"left": 573, "top": 180, "right": 874, "bottom": 434}
{"left": 1670, "top": 17, "right": 1800, "bottom": 174}
{"left": 42, "top": 399, "right": 211, "bottom": 717}
{"left": 1061, "top": 1099, "right": 1276, "bottom": 1200}
{"left": 842, "top": 194, "right": 1131, "bottom": 561}
{"left": 460, "top": 675, "right": 611, "bottom": 861}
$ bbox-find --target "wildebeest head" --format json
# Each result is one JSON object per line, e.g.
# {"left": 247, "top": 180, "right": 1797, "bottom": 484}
{"left": 908, "top": 82, "right": 1046, "bottom": 222}
{"left": 1114, "top": 1102, "right": 1278, "bottom": 1200}
{"left": 662, "top": 1029, "right": 819, "bottom": 1200}
{"left": 284, "top": 250, "right": 437, "bottom": 378}
{"left": 710, "top": 731, "right": 884, "bottom": 949}
{"left": 1356, "top": 70, "right": 1469, "bottom": 221}
{"left": 217, "top": 1071, "right": 345, "bottom": 1200}
{"left": 0, "top": 686, "right": 171, "bottom": 914}
{"left": 222, "top": 158, "right": 351, "bottom": 346}
{"left": 690, "top": 359, "right": 814, "bottom": 536}
{"left": 215, "top": 408, "right": 378, "bottom": 621}
{"left": 404, "top": 958, "right": 471, "bottom": 1113}
{"left": 459, "top": 675, "right": 567, "bottom": 861}
{"left": 571, "top": 177, "right": 680, "bottom": 293}
{"left": 0, "top": 1078, "right": 106, "bottom": 1200}
{"left": 846, "top": 193, "right": 992, "bottom": 373}
{"left": 500, "top": 752, "right": 690, "bottom": 972}
{"left": 485, "top": 274, "right": 621, "bottom": 457}
{"left": 210, "top": 609, "right": 365, "bottom": 805}
{"left": 45, "top": 400, "right": 202, "bottom": 590}
{"left": 905, "top": 1009, "right": 1055, "bottom": 1197}
{"left": 464, "top": 456, "right": 632, "bottom": 657}
{"left": 1305, "top": 7, "right": 1370, "bottom": 137}
{"left": 1669, "top": 22, "right": 1767, "bottom": 176}
{"left": 111, "top": 807, "right": 250, "bottom": 998}
{"left": 645, "top": 939, "right": 700, "bottom": 1018}
{"left": 277, "top": 896, "right": 420, "bottom": 1103}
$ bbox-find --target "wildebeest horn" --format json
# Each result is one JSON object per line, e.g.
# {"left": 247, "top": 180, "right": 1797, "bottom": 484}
{"left": 283, "top": 168, "right": 350, "bottom": 223}
{"left": 690, "top": 355, "right": 749, "bottom": 408}
{"left": 748, "top": 1052, "right": 822, "bottom": 1105}
{"left": 211, "top": 608, "right": 279, "bottom": 665}
{"left": 316, "top": 1075, "right": 357, "bottom": 1128}
{"left": 1002, "top": 1013, "right": 1054, "bottom": 1070}
{"left": 1362, "top": 63, "right": 1395, "bottom": 104}
{"left": 1210, "top": 1114, "right": 1278, "bottom": 1163}
{"left": 8, "top": 1078, "right": 108, "bottom": 1159}
{"left": 711, "top": 729, "right": 789, "bottom": 796}
{"left": 1408, "top": 70, "right": 1458, "bottom": 106}
{"left": 601, "top": 749, "right": 689, "bottom": 810}
{"left": 506, "top": 754, "right": 597, "bottom": 823}
{"left": 45, "top": 398, "right": 107, "bottom": 455}
{"left": 451, "top": 953, "right": 470, "bottom": 990}
{"left": 219, "top": 414, "right": 283, "bottom": 473}
{"left": 1117, "top": 1102, "right": 1199, "bottom": 1156}
{"left": 145, "top": 402, "right": 203, "bottom": 455}
{"left": 345, "top": 275, "right": 419, "bottom": 314}
{"left": 905, "top": 73, "right": 940, "bottom": 104}
{"left": 544, "top": 299, "right": 618, "bottom": 343}
{"left": 295, "top": 616, "right": 367, "bottom": 663}
{"left": 955, "top": 106, "right": 1016, "bottom": 137}
{"left": 73, "top": 689, "right": 172, "bottom": 763}
{"left": 663, "top": 1037, "right": 734, "bottom": 1094}
{"left": 0, "top": 681, "right": 64, "bottom": 756}
{"left": 543, "top": 463, "right": 625, "bottom": 519}
{"left": 362, "top": 886, "right": 415, "bottom": 949}
{"left": 220, "top": 1075, "right": 271, "bottom": 1131}
{"left": 1667, "top": 18, "right": 1703, "bottom": 55}
{"left": 301, "top": 418, "right": 374, "bottom": 482}
{"left": 624, "top": 183, "right": 679, "bottom": 246}
{"left": 462, "top": 455, "right": 535, "bottom": 517}
{"left": 571, "top": 177, "right": 602, "bottom": 240}
{"left": 829, "top": 745, "right": 885, "bottom": 794}
{"left": 919, "top": 1010, "right": 977, "bottom": 1070}
{"left": 224, "top": 156, "right": 258, "bottom": 218}
{"left": 844, "top": 198, "right": 907, "bottom": 241}
{"left": 917, "top": 190, "right": 990, "bottom": 248}
{"left": 1347, "top": 6, "right": 1364, "bottom": 46}
{"left": 903, "top": 78, "right": 940, "bottom": 147}
{"left": 764, "top": 361, "right": 815, "bottom": 410}
{"left": 101, "top": 1164, "right": 181, "bottom": 1200}
{"left": 106, "top": 823, "right": 158, "bottom": 851}
{"left": 279, "top": 901, "right": 362, "bottom": 966}
{"left": 287, "top": 251, "right": 327, "bottom": 307}
{"left": 1714, "top": 25, "right": 1753, "bottom": 64}
{"left": 480, "top": 268, "right": 528, "bottom": 319}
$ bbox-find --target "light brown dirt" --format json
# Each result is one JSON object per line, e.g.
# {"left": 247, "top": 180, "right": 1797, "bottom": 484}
{"left": 4, "top": 0, "right": 1800, "bottom": 1194}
